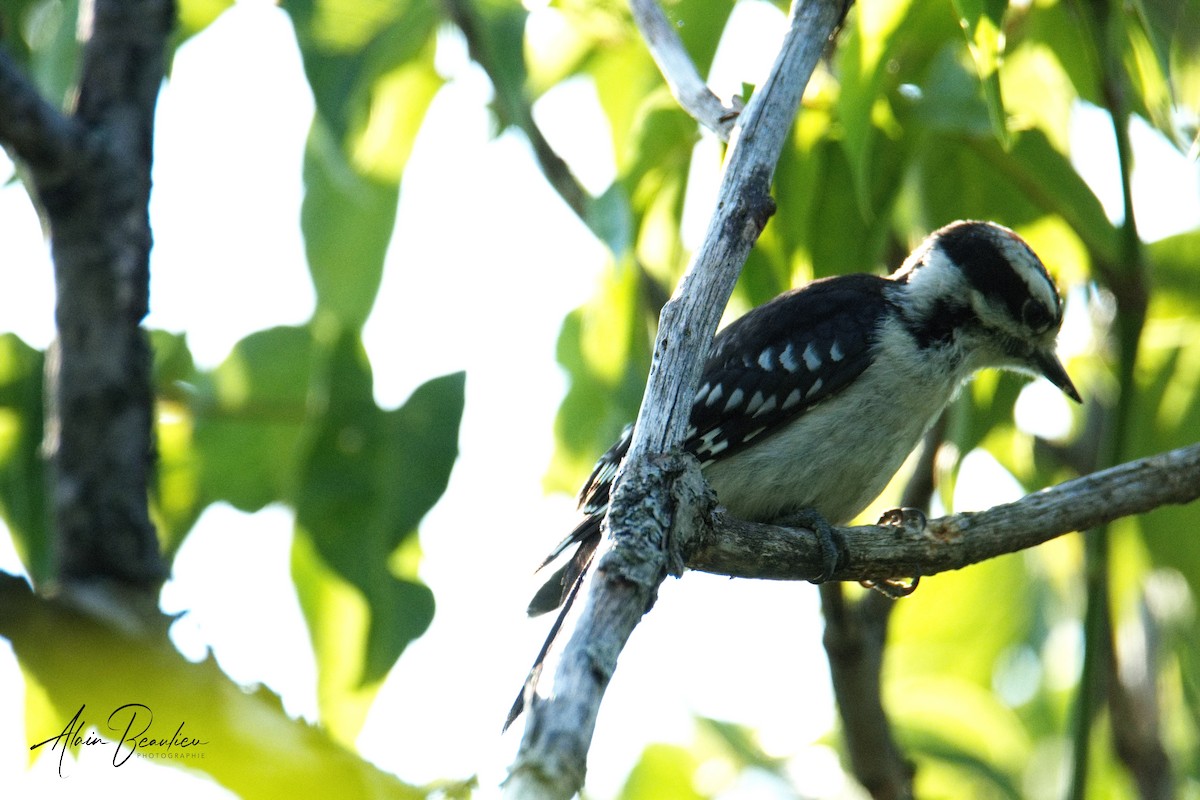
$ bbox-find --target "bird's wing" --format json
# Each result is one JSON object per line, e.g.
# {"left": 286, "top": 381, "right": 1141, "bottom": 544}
{"left": 687, "top": 273, "right": 890, "bottom": 465}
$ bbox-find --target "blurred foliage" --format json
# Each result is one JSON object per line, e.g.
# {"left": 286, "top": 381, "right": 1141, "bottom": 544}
{"left": 1, "top": 0, "right": 1199, "bottom": 795}
{"left": 0, "top": 573, "right": 424, "bottom": 799}
{"left": 1, "top": 0, "right": 463, "bottom": 793}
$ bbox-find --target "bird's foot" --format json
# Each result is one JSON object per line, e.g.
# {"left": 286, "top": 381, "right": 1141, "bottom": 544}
{"left": 779, "top": 507, "right": 845, "bottom": 584}
{"left": 860, "top": 507, "right": 926, "bottom": 598}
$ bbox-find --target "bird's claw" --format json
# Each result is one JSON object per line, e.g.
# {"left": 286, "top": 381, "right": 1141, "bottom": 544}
{"left": 876, "top": 506, "right": 927, "bottom": 535}
{"left": 860, "top": 507, "right": 926, "bottom": 597}
{"left": 861, "top": 575, "right": 921, "bottom": 598}
{"left": 780, "top": 508, "right": 845, "bottom": 584}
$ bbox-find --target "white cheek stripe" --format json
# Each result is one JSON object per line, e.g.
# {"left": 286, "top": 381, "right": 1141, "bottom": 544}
{"left": 997, "top": 232, "right": 1059, "bottom": 315}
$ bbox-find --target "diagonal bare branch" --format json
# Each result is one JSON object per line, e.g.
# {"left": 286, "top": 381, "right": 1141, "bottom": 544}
{"left": 503, "top": 0, "right": 849, "bottom": 796}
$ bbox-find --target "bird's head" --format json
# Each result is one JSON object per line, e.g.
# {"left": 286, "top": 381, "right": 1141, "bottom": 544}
{"left": 894, "top": 220, "right": 1081, "bottom": 403}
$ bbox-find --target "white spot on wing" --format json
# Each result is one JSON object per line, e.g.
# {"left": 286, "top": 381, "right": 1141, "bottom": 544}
{"left": 780, "top": 343, "right": 799, "bottom": 372}
{"left": 724, "top": 387, "right": 744, "bottom": 412}
{"left": 782, "top": 387, "right": 803, "bottom": 410}
{"left": 754, "top": 395, "right": 777, "bottom": 417}
{"left": 806, "top": 377, "right": 824, "bottom": 398}
{"left": 746, "top": 390, "right": 765, "bottom": 415}
{"left": 706, "top": 383, "right": 724, "bottom": 407}
{"left": 695, "top": 382, "right": 711, "bottom": 405}
{"left": 743, "top": 426, "right": 767, "bottom": 442}
{"left": 829, "top": 340, "right": 844, "bottom": 362}
{"left": 802, "top": 343, "right": 822, "bottom": 372}
{"left": 757, "top": 349, "right": 774, "bottom": 370}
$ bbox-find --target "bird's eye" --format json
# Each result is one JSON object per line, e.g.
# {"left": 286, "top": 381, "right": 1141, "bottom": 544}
{"left": 1021, "top": 298, "right": 1054, "bottom": 333}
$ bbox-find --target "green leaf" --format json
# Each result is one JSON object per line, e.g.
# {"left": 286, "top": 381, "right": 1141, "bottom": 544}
{"left": 836, "top": 0, "right": 919, "bottom": 207}
{"left": 890, "top": 552, "right": 1032, "bottom": 686}
{"left": 1123, "top": 0, "right": 1200, "bottom": 149}
{"left": 905, "top": 44, "right": 995, "bottom": 139}
{"left": 586, "top": 182, "right": 634, "bottom": 257}
{"left": 0, "top": 334, "right": 47, "bottom": 584}
{"left": 996, "top": 40, "right": 1076, "bottom": 152}
{"left": 284, "top": 0, "right": 439, "bottom": 142}
{"left": 288, "top": 0, "right": 442, "bottom": 329}
{"left": 625, "top": 98, "right": 698, "bottom": 279}
{"left": 980, "top": 129, "right": 1120, "bottom": 264}
{"left": 4, "top": 0, "right": 81, "bottom": 110}
{"left": 1019, "top": 0, "right": 1102, "bottom": 110}
{"left": 546, "top": 263, "right": 652, "bottom": 495}
{"left": 1147, "top": 228, "right": 1200, "bottom": 314}
{"left": 665, "top": 0, "right": 733, "bottom": 78}
{"left": 458, "top": 0, "right": 531, "bottom": 131}
{"left": 301, "top": 119, "right": 401, "bottom": 330}
{"left": 950, "top": 0, "right": 1010, "bottom": 145}
{"left": 292, "top": 329, "right": 462, "bottom": 740}
{"left": 174, "top": 0, "right": 235, "bottom": 49}
{"left": 618, "top": 743, "right": 706, "bottom": 800}
{"left": 587, "top": 40, "right": 660, "bottom": 167}
{"left": 193, "top": 326, "right": 314, "bottom": 512}
{"left": 1, "top": 574, "right": 424, "bottom": 800}
{"left": 148, "top": 331, "right": 204, "bottom": 558}
{"left": 298, "top": 52, "right": 441, "bottom": 328}
{"left": 696, "top": 717, "right": 786, "bottom": 775}
{"left": 381, "top": 370, "right": 466, "bottom": 542}
{"left": 900, "top": 706, "right": 1027, "bottom": 799}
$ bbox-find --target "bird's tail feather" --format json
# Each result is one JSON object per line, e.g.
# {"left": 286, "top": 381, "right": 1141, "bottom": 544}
{"left": 504, "top": 533, "right": 599, "bottom": 731}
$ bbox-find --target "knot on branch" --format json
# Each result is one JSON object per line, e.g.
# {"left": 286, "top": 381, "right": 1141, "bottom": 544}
{"left": 603, "top": 451, "right": 715, "bottom": 598}
{"left": 722, "top": 164, "right": 777, "bottom": 245}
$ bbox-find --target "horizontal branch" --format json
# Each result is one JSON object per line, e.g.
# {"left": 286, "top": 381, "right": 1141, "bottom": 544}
{"left": 688, "top": 441, "right": 1200, "bottom": 582}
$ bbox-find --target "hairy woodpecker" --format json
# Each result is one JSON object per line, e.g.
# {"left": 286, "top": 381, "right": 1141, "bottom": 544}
{"left": 506, "top": 220, "right": 1081, "bottom": 729}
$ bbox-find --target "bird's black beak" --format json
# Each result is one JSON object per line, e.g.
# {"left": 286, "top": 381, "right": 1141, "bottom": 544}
{"left": 1034, "top": 349, "right": 1082, "bottom": 403}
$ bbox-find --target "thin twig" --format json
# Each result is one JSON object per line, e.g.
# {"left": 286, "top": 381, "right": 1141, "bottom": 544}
{"left": 628, "top": 0, "right": 739, "bottom": 141}
{"left": 439, "top": 0, "right": 591, "bottom": 222}
{"left": 503, "top": 1, "right": 847, "bottom": 797}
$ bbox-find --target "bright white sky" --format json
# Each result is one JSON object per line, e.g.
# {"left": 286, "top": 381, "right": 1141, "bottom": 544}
{"left": 1, "top": 0, "right": 1198, "bottom": 797}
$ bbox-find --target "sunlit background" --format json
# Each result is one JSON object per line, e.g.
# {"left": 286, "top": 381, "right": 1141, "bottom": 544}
{"left": 2, "top": 0, "right": 1198, "bottom": 796}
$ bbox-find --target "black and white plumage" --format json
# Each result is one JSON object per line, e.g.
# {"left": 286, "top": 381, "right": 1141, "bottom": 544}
{"left": 507, "top": 220, "right": 1080, "bottom": 729}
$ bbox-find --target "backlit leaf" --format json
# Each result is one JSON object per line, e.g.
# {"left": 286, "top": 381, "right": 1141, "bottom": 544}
{"left": 292, "top": 329, "right": 461, "bottom": 739}
{"left": 0, "top": 334, "right": 47, "bottom": 584}
{"left": 192, "top": 326, "right": 314, "bottom": 513}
